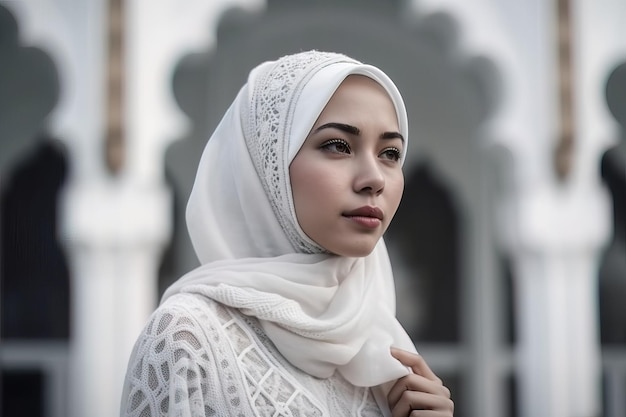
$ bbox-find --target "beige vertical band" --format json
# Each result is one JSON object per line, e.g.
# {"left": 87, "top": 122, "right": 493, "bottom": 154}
{"left": 105, "top": 0, "right": 125, "bottom": 174}
{"left": 554, "top": 0, "right": 575, "bottom": 181}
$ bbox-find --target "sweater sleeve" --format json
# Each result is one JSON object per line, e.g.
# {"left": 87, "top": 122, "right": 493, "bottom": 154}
{"left": 120, "top": 294, "right": 252, "bottom": 417}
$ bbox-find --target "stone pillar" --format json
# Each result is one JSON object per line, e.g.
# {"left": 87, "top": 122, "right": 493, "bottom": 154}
{"left": 507, "top": 185, "right": 610, "bottom": 417}
{"left": 61, "top": 182, "right": 171, "bottom": 417}
{"left": 496, "top": 0, "right": 623, "bottom": 415}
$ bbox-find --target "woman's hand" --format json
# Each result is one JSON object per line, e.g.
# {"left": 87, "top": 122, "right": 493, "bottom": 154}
{"left": 387, "top": 347, "right": 454, "bottom": 417}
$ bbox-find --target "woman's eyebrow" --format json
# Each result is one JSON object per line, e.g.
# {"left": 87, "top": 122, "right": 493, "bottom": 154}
{"left": 314, "top": 122, "right": 404, "bottom": 143}
{"left": 314, "top": 122, "right": 360, "bottom": 136}
{"left": 382, "top": 131, "right": 405, "bottom": 142}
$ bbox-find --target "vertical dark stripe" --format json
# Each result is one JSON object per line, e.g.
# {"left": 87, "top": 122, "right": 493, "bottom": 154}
{"left": 554, "top": 0, "right": 575, "bottom": 181}
{"left": 105, "top": 0, "right": 125, "bottom": 174}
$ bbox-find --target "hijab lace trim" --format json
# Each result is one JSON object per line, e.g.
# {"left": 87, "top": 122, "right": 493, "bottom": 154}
{"left": 244, "top": 51, "right": 359, "bottom": 253}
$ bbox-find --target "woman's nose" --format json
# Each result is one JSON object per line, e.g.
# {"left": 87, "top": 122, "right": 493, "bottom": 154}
{"left": 353, "top": 156, "right": 385, "bottom": 195}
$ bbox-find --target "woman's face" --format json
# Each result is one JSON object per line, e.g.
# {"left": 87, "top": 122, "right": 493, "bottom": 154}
{"left": 290, "top": 75, "right": 405, "bottom": 257}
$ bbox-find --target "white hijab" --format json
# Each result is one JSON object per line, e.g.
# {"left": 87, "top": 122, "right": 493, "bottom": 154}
{"left": 162, "top": 51, "right": 416, "bottom": 410}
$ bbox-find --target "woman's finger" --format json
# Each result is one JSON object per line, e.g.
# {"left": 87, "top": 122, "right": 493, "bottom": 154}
{"left": 388, "top": 347, "right": 454, "bottom": 416}
{"left": 387, "top": 374, "right": 450, "bottom": 407}
{"left": 391, "top": 347, "right": 439, "bottom": 381}
{"left": 390, "top": 389, "right": 454, "bottom": 417}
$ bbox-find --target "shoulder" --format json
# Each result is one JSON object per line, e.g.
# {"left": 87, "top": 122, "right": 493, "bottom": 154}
{"left": 143, "top": 293, "right": 228, "bottom": 340}
{"left": 129, "top": 293, "right": 244, "bottom": 377}
{"left": 121, "top": 293, "right": 252, "bottom": 417}
{"left": 129, "top": 294, "right": 226, "bottom": 363}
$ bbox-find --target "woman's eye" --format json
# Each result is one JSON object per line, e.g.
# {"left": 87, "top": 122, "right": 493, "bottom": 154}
{"left": 321, "top": 139, "right": 351, "bottom": 154}
{"left": 380, "top": 147, "right": 402, "bottom": 161}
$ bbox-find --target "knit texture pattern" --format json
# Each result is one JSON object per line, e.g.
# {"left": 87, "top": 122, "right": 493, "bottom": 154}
{"left": 121, "top": 293, "right": 384, "bottom": 417}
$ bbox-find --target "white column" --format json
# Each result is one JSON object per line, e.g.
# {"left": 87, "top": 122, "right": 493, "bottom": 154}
{"left": 496, "top": 0, "right": 624, "bottom": 415}
{"left": 61, "top": 181, "right": 171, "bottom": 417}
{"left": 509, "top": 185, "right": 610, "bottom": 417}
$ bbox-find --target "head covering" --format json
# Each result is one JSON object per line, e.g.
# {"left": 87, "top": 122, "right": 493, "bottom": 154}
{"left": 162, "top": 51, "right": 415, "bottom": 413}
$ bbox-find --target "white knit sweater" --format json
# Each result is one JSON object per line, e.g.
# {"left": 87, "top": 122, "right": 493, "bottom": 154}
{"left": 121, "top": 293, "right": 384, "bottom": 417}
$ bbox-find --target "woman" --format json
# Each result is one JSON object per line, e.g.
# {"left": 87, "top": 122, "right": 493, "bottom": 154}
{"left": 121, "top": 50, "right": 453, "bottom": 417}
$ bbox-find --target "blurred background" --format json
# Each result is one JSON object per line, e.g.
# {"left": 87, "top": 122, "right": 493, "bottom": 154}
{"left": 0, "top": 0, "right": 624, "bottom": 416}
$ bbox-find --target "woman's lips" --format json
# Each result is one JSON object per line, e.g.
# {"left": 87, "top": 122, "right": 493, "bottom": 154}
{"left": 342, "top": 206, "right": 384, "bottom": 228}
{"left": 345, "top": 216, "right": 382, "bottom": 228}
